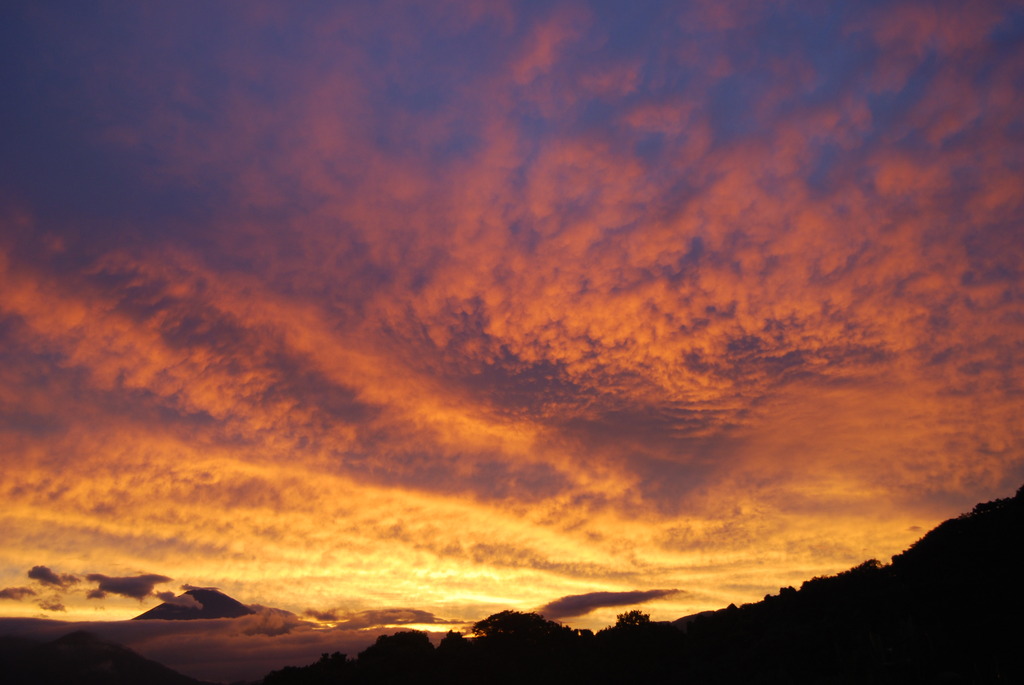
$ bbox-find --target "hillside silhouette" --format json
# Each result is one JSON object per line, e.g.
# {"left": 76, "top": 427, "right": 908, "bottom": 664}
{"left": 675, "top": 483, "right": 1024, "bottom": 684}
{"left": 0, "top": 630, "right": 213, "bottom": 685}
{"left": 262, "top": 484, "right": 1024, "bottom": 684}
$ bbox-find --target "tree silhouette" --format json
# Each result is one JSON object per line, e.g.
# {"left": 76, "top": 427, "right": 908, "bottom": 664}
{"left": 263, "top": 651, "right": 351, "bottom": 685}
{"left": 597, "top": 609, "right": 685, "bottom": 682}
{"left": 470, "top": 610, "right": 586, "bottom": 684}
{"left": 356, "top": 631, "right": 435, "bottom": 684}
{"left": 614, "top": 609, "right": 651, "bottom": 627}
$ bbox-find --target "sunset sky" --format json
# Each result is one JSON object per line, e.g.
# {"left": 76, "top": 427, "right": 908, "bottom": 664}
{"left": 1, "top": 0, "right": 1023, "bottom": 679}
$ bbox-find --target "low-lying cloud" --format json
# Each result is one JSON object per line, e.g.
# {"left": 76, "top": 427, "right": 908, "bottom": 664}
{"left": 0, "top": 613, "right": 445, "bottom": 682}
{"left": 158, "top": 593, "right": 203, "bottom": 609}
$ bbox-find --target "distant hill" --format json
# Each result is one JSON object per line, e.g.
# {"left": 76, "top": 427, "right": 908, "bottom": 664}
{"left": 134, "top": 588, "right": 255, "bottom": 621}
{"left": 0, "top": 630, "right": 212, "bottom": 685}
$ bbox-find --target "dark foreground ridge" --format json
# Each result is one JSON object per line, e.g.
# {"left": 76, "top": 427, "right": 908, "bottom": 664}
{"left": 0, "top": 630, "right": 212, "bottom": 685}
{"left": 134, "top": 588, "right": 255, "bottom": 621}
{"left": 263, "top": 483, "right": 1024, "bottom": 684}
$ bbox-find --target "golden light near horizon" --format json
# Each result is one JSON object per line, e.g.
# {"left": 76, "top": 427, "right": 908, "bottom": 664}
{"left": 0, "top": 2, "right": 1022, "bottom": 677}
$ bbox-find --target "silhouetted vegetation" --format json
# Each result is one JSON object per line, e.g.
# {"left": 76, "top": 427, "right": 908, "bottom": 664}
{"left": 263, "top": 651, "right": 352, "bottom": 685}
{"left": 260, "top": 484, "right": 1024, "bottom": 684}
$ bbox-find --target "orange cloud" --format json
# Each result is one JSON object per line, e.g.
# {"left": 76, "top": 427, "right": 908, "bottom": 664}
{"left": 0, "top": 0, "right": 1021, "bottom": 658}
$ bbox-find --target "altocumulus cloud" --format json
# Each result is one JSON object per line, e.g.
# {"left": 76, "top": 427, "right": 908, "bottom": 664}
{"left": 0, "top": 0, "right": 1021, "bottom": 640}
{"left": 539, "top": 589, "right": 683, "bottom": 619}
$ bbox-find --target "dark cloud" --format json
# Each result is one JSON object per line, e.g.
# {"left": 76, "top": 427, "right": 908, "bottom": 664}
{"left": 85, "top": 573, "right": 172, "bottom": 600}
{"left": 0, "top": 587, "right": 36, "bottom": 600}
{"left": 27, "top": 565, "right": 79, "bottom": 588}
{"left": 303, "top": 608, "right": 339, "bottom": 622}
{"left": 36, "top": 600, "right": 66, "bottom": 612}
{"left": 539, "top": 589, "right": 682, "bottom": 619}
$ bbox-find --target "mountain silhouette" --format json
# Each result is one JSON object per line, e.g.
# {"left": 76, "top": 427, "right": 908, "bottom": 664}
{"left": 0, "top": 630, "right": 212, "bottom": 685}
{"left": 133, "top": 588, "right": 254, "bottom": 620}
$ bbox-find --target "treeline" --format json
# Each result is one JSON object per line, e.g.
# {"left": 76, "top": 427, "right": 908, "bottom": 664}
{"left": 263, "top": 609, "right": 684, "bottom": 685}
{"left": 263, "top": 485, "right": 1024, "bottom": 684}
